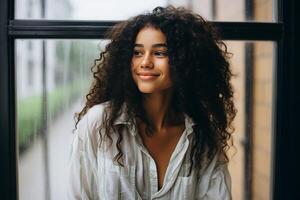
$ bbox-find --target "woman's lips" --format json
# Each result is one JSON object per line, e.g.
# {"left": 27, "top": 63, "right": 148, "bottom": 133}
{"left": 136, "top": 72, "right": 159, "bottom": 80}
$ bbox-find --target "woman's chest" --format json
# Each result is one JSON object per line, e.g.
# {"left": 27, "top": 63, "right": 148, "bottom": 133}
{"left": 139, "top": 126, "right": 185, "bottom": 189}
{"left": 96, "top": 131, "right": 198, "bottom": 199}
{"left": 96, "top": 148, "right": 197, "bottom": 200}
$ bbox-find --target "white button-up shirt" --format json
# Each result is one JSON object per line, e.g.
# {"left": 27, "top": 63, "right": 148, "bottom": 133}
{"left": 68, "top": 103, "right": 232, "bottom": 200}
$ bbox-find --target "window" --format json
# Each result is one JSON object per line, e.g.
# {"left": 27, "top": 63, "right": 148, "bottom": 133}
{"left": 15, "top": 0, "right": 275, "bottom": 22}
{"left": 1, "top": 0, "right": 299, "bottom": 199}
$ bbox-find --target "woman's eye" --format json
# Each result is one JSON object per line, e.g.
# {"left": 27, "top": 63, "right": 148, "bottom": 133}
{"left": 154, "top": 51, "right": 168, "bottom": 57}
{"left": 133, "top": 50, "right": 142, "bottom": 56}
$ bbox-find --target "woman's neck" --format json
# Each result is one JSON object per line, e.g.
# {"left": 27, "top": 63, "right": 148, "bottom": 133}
{"left": 142, "top": 89, "right": 181, "bottom": 132}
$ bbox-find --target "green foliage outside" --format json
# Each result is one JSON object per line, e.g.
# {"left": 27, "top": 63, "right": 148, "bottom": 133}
{"left": 17, "top": 81, "right": 88, "bottom": 151}
{"left": 17, "top": 94, "right": 43, "bottom": 150}
{"left": 18, "top": 40, "right": 99, "bottom": 151}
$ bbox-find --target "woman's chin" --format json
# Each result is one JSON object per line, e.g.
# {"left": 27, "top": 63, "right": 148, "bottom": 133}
{"left": 138, "top": 87, "right": 155, "bottom": 94}
{"left": 137, "top": 85, "right": 172, "bottom": 94}
{"left": 136, "top": 84, "right": 160, "bottom": 94}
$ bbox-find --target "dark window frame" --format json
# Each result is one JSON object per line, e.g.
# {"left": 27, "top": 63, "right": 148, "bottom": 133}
{"left": 1, "top": 0, "right": 299, "bottom": 199}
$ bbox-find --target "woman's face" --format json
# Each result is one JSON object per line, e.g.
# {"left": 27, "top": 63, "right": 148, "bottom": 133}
{"left": 131, "top": 27, "right": 172, "bottom": 94}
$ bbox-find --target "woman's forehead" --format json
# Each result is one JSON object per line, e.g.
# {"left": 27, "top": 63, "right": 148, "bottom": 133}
{"left": 134, "top": 27, "right": 167, "bottom": 47}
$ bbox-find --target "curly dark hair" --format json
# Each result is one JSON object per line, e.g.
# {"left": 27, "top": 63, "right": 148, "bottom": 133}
{"left": 76, "top": 6, "right": 236, "bottom": 174}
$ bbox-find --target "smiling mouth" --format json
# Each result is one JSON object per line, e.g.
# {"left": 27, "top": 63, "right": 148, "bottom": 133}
{"left": 137, "top": 72, "right": 159, "bottom": 76}
{"left": 136, "top": 72, "right": 159, "bottom": 80}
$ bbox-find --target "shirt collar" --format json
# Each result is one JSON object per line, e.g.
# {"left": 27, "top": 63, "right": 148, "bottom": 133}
{"left": 112, "top": 104, "right": 137, "bottom": 136}
{"left": 184, "top": 114, "right": 196, "bottom": 138}
{"left": 112, "top": 103, "right": 130, "bottom": 125}
{"left": 112, "top": 103, "right": 196, "bottom": 137}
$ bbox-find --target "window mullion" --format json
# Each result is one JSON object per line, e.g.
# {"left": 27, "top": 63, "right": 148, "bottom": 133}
{"left": 8, "top": 20, "right": 283, "bottom": 40}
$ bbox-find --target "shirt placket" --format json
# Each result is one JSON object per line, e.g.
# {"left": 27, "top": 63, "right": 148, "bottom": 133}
{"left": 135, "top": 139, "right": 159, "bottom": 196}
{"left": 130, "top": 125, "right": 155, "bottom": 197}
{"left": 149, "top": 157, "right": 158, "bottom": 195}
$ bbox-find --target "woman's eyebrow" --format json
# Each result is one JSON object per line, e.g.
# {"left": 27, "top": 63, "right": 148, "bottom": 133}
{"left": 134, "top": 44, "right": 143, "bottom": 47}
{"left": 152, "top": 43, "right": 167, "bottom": 48}
{"left": 134, "top": 43, "right": 167, "bottom": 48}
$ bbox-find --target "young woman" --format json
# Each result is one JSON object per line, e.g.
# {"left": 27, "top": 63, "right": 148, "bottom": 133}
{"left": 69, "top": 6, "right": 236, "bottom": 200}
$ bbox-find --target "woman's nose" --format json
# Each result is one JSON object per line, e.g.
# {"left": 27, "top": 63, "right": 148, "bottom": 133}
{"left": 141, "top": 53, "right": 154, "bottom": 68}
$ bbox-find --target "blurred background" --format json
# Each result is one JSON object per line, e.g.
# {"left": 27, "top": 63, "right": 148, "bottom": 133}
{"left": 15, "top": 0, "right": 275, "bottom": 199}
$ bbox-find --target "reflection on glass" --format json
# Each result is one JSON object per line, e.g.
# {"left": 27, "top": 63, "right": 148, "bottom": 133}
{"left": 16, "top": 39, "right": 103, "bottom": 200}
{"left": 16, "top": 40, "right": 274, "bottom": 200}
{"left": 15, "top": 0, "right": 274, "bottom": 22}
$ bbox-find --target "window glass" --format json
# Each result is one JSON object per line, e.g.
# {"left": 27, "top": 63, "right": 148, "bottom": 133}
{"left": 16, "top": 40, "right": 275, "bottom": 199}
{"left": 226, "top": 41, "right": 275, "bottom": 200}
{"left": 15, "top": 0, "right": 275, "bottom": 22}
{"left": 16, "top": 39, "right": 103, "bottom": 200}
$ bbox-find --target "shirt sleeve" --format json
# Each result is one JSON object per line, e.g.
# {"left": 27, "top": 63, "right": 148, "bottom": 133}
{"left": 67, "top": 112, "right": 100, "bottom": 200}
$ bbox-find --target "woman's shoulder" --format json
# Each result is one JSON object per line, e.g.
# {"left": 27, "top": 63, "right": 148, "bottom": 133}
{"left": 86, "top": 102, "right": 109, "bottom": 121}
{"left": 76, "top": 102, "right": 110, "bottom": 139}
